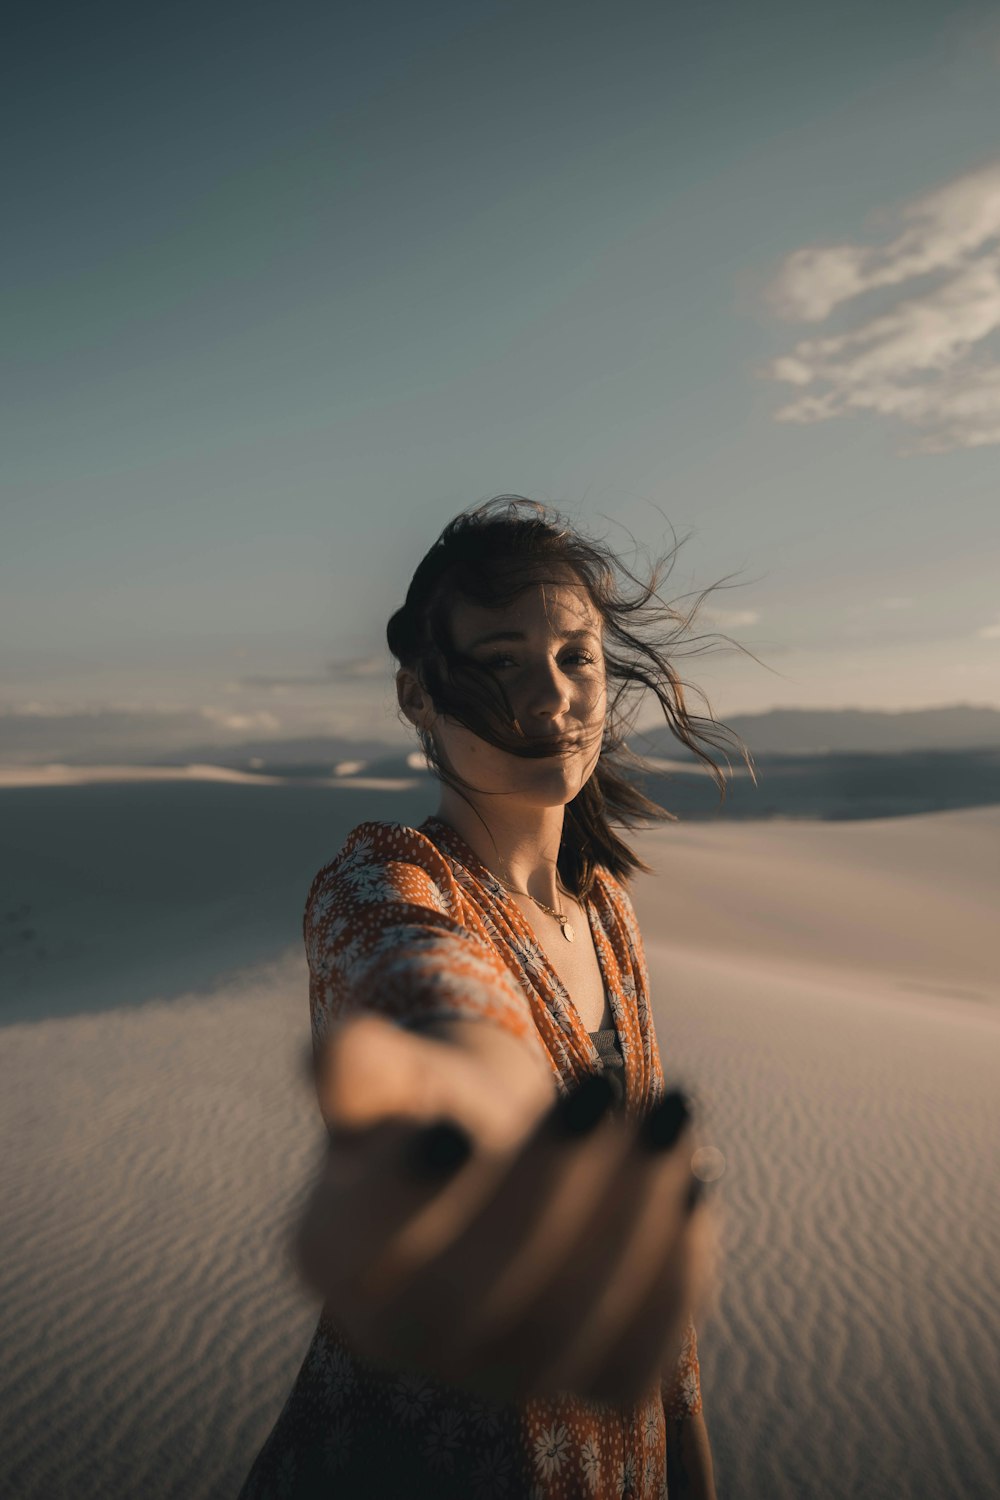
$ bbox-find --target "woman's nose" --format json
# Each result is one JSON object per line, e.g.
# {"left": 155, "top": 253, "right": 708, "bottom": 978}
{"left": 519, "top": 662, "right": 572, "bottom": 719}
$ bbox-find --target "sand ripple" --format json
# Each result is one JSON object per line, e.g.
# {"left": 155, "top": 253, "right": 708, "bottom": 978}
{"left": 645, "top": 943, "right": 1000, "bottom": 1500}
{"left": 0, "top": 952, "right": 321, "bottom": 1500}
{"left": 3, "top": 810, "right": 998, "bottom": 1498}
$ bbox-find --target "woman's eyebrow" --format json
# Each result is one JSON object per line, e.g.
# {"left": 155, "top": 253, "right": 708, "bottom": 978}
{"left": 468, "top": 627, "right": 596, "bottom": 649}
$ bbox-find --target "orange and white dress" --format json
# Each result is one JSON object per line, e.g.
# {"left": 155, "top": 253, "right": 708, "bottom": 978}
{"left": 239, "top": 815, "right": 701, "bottom": 1500}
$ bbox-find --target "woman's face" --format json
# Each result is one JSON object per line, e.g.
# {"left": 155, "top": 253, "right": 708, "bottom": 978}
{"left": 403, "top": 578, "right": 608, "bottom": 810}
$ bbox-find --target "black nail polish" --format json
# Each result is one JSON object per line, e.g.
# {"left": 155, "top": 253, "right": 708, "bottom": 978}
{"left": 638, "top": 1089, "right": 692, "bottom": 1153}
{"left": 407, "top": 1120, "right": 473, "bottom": 1178}
{"left": 547, "top": 1073, "right": 615, "bottom": 1139}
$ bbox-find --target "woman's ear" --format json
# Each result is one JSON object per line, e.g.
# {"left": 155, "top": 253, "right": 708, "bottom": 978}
{"left": 396, "top": 669, "right": 433, "bottom": 730}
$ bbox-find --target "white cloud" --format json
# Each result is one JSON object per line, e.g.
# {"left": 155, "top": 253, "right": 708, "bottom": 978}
{"left": 769, "top": 163, "right": 1000, "bottom": 322}
{"left": 701, "top": 608, "right": 761, "bottom": 629}
{"left": 764, "top": 161, "right": 1000, "bottom": 451}
{"left": 198, "top": 707, "right": 282, "bottom": 733}
{"left": 238, "top": 655, "right": 387, "bottom": 690}
{"left": 6, "top": 700, "right": 73, "bottom": 718}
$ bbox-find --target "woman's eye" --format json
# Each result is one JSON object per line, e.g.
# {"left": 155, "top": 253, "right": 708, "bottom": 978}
{"left": 482, "top": 652, "right": 595, "bottom": 670}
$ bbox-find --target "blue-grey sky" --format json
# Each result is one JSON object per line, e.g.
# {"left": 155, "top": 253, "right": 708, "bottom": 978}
{"left": 4, "top": 0, "right": 999, "bottom": 754}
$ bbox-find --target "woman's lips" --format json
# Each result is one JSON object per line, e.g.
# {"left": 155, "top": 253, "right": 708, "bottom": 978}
{"left": 520, "top": 729, "right": 594, "bottom": 755}
{"left": 502, "top": 724, "right": 598, "bottom": 762}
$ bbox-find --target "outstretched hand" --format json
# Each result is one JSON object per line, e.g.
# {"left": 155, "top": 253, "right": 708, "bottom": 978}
{"left": 295, "top": 1013, "right": 717, "bottom": 1407}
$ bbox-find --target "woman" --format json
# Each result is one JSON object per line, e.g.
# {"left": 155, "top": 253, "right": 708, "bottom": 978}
{"left": 240, "top": 497, "right": 750, "bottom": 1498}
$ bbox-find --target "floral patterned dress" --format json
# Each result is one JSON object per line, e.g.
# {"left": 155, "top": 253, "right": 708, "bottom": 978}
{"left": 239, "top": 815, "right": 702, "bottom": 1500}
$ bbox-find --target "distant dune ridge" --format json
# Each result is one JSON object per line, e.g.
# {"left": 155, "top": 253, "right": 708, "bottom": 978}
{"left": 638, "top": 747, "right": 1000, "bottom": 822}
{"left": 3, "top": 743, "right": 999, "bottom": 827}
{"left": 1, "top": 779, "right": 998, "bottom": 1499}
{"left": 0, "top": 705, "right": 397, "bottom": 768}
{"left": 3, "top": 707, "right": 1000, "bottom": 839}
{"left": 2, "top": 701, "right": 999, "bottom": 769}
{"left": 635, "top": 703, "right": 1000, "bottom": 755}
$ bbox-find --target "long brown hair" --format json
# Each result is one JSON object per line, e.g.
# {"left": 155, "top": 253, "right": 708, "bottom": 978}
{"left": 386, "top": 495, "right": 757, "bottom": 899}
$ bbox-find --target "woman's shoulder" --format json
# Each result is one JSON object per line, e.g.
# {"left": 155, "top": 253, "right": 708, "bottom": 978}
{"left": 589, "top": 864, "right": 645, "bottom": 958}
{"left": 312, "top": 818, "right": 452, "bottom": 874}
{"left": 590, "top": 861, "right": 637, "bottom": 916}
{"left": 304, "top": 819, "right": 458, "bottom": 917}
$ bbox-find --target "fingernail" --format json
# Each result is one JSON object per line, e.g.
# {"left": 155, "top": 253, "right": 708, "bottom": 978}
{"left": 638, "top": 1089, "right": 692, "bottom": 1154}
{"left": 546, "top": 1074, "right": 615, "bottom": 1140}
{"left": 407, "top": 1120, "right": 473, "bottom": 1178}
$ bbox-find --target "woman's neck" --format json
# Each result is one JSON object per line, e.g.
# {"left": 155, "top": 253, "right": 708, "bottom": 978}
{"left": 433, "top": 791, "right": 568, "bottom": 909}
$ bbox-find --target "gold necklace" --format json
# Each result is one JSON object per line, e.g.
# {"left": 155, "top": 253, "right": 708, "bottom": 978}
{"left": 494, "top": 873, "right": 577, "bottom": 943}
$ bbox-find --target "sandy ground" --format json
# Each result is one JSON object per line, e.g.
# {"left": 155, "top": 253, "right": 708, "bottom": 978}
{"left": 1, "top": 793, "right": 998, "bottom": 1499}
{"left": 0, "top": 764, "right": 419, "bottom": 791}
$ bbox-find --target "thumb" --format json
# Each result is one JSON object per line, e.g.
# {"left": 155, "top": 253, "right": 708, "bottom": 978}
{"left": 313, "top": 1012, "right": 443, "bottom": 1133}
{"left": 313, "top": 1013, "right": 530, "bottom": 1150}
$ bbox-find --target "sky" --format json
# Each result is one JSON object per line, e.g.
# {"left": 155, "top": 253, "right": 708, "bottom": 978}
{"left": 3, "top": 0, "right": 999, "bottom": 757}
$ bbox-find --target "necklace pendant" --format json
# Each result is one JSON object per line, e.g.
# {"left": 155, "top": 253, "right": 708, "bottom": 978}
{"left": 561, "top": 920, "right": 575, "bottom": 943}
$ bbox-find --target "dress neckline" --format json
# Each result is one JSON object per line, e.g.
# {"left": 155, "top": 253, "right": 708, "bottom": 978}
{"left": 419, "top": 814, "right": 613, "bottom": 1044}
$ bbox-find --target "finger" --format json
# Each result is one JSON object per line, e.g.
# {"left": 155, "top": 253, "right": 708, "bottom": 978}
{"left": 363, "top": 1076, "right": 624, "bottom": 1372}
{"left": 580, "top": 1197, "right": 717, "bottom": 1406}
{"left": 314, "top": 1014, "right": 444, "bottom": 1136}
{"left": 372, "top": 1083, "right": 694, "bottom": 1395}
{"left": 294, "top": 1116, "right": 474, "bottom": 1305}
{"left": 464, "top": 1101, "right": 697, "bottom": 1398}
{"left": 315, "top": 1013, "right": 543, "bottom": 1153}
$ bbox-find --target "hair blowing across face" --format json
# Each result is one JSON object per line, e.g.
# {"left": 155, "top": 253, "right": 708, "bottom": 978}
{"left": 386, "top": 495, "right": 756, "bottom": 900}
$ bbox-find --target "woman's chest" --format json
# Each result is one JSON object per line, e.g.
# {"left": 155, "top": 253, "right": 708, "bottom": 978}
{"left": 512, "top": 897, "right": 613, "bottom": 1031}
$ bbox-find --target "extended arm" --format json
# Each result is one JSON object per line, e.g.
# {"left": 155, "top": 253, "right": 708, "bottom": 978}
{"left": 301, "top": 827, "right": 716, "bottom": 1407}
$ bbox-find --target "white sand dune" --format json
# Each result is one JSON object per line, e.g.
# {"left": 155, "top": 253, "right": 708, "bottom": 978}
{"left": 0, "top": 782, "right": 434, "bottom": 1024}
{"left": 1, "top": 800, "right": 998, "bottom": 1498}
{"left": 0, "top": 763, "right": 290, "bottom": 788}
{"left": 641, "top": 944, "right": 999, "bottom": 1500}
{"left": 0, "top": 763, "right": 420, "bottom": 791}
{"left": 633, "top": 807, "right": 999, "bottom": 1012}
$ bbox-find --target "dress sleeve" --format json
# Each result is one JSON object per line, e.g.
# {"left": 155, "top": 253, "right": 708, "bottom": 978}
{"left": 304, "top": 822, "right": 543, "bottom": 1058}
{"left": 662, "top": 1316, "right": 703, "bottom": 1419}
